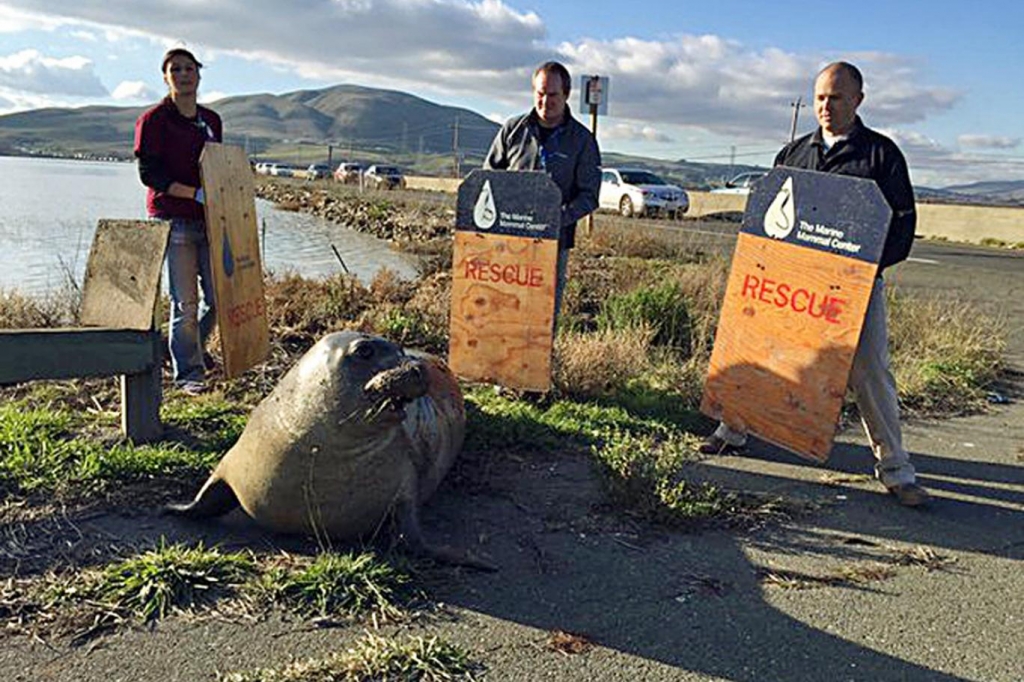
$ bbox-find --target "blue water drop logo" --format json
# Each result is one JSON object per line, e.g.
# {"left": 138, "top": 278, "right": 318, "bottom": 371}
{"left": 222, "top": 229, "right": 235, "bottom": 277}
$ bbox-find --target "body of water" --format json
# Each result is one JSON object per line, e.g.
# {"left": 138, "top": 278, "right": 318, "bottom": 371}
{"left": 0, "top": 155, "right": 419, "bottom": 297}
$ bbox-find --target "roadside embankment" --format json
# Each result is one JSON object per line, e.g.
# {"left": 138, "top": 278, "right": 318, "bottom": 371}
{"left": 254, "top": 177, "right": 453, "bottom": 244}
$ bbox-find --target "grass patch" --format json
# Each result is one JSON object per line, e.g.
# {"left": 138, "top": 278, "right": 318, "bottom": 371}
{"left": 89, "top": 540, "right": 255, "bottom": 621}
{"left": 464, "top": 391, "right": 741, "bottom": 526}
{"left": 254, "top": 551, "right": 411, "bottom": 621}
{"left": 555, "top": 325, "right": 656, "bottom": 400}
{"left": 161, "top": 397, "right": 249, "bottom": 452}
{"left": 45, "top": 540, "right": 256, "bottom": 625}
{"left": 887, "top": 287, "right": 1006, "bottom": 415}
{"left": 221, "top": 632, "right": 479, "bottom": 682}
{"left": 0, "top": 400, "right": 220, "bottom": 497}
{"left": 597, "top": 280, "right": 693, "bottom": 350}
{"left": 11, "top": 547, "right": 411, "bottom": 641}
{"left": 592, "top": 430, "right": 736, "bottom": 524}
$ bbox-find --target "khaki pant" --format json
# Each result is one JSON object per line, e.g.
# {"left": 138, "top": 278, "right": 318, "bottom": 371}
{"left": 713, "top": 277, "right": 916, "bottom": 488}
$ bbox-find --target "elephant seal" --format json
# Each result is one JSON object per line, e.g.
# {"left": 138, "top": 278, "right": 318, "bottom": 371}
{"left": 167, "top": 331, "right": 488, "bottom": 568}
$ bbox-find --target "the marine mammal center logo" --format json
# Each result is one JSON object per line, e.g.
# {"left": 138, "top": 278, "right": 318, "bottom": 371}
{"left": 764, "top": 176, "right": 796, "bottom": 240}
{"left": 473, "top": 179, "right": 497, "bottom": 229}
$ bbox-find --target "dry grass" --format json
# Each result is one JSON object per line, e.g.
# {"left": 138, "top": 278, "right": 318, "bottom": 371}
{"left": 759, "top": 563, "right": 897, "bottom": 590}
{"left": 0, "top": 288, "right": 79, "bottom": 329}
{"left": 887, "top": 287, "right": 1006, "bottom": 415}
{"left": 547, "top": 630, "right": 593, "bottom": 656}
{"left": 555, "top": 325, "right": 656, "bottom": 399}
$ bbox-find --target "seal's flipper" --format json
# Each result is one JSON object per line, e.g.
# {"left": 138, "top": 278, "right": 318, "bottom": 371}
{"left": 393, "top": 497, "right": 497, "bottom": 572}
{"left": 163, "top": 476, "right": 240, "bottom": 519}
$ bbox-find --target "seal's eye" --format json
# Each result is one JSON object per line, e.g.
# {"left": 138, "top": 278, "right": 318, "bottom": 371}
{"left": 352, "top": 342, "right": 375, "bottom": 360}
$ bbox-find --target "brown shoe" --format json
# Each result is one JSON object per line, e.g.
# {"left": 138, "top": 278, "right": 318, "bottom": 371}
{"left": 698, "top": 434, "right": 744, "bottom": 455}
{"left": 887, "top": 483, "right": 931, "bottom": 507}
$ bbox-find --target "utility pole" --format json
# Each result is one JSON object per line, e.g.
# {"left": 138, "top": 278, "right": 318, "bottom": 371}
{"left": 789, "top": 96, "right": 806, "bottom": 142}
{"left": 452, "top": 115, "right": 461, "bottom": 179}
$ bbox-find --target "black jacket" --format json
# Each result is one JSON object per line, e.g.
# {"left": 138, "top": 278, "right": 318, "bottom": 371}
{"left": 775, "top": 117, "right": 916, "bottom": 270}
{"left": 483, "top": 107, "right": 601, "bottom": 249}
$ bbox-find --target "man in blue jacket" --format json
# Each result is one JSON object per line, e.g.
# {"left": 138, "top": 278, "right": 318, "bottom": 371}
{"left": 483, "top": 61, "right": 601, "bottom": 322}
{"left": 701, "top": 61, "right": 930, "bottom": 508}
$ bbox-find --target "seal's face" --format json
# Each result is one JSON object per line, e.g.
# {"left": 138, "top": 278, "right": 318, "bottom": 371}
{"left": 319, "top": 332, "right": 429, "bottom": 426}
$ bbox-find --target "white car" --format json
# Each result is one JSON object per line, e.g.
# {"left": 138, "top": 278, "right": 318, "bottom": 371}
{"left": 711, "top": 171, "right": 766, "bottom": 195}
{"left": 599, "top": 168, "right": 688, "bottom": 218}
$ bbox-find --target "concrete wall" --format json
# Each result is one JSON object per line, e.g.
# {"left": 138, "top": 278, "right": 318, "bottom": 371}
{"left": 687, "top": 191, "right": 747, "bottom": 218}
{"left": 405, "top": 177, "right": 1024, "bottom": 245}
{"left": 686, "top": 191, "right": 1024, "bottom": 245}
{"left": 405, "top": 175, "right": 462, "bottom": 193}
{"left": 916, "top": 202, "right": 1024, "bottom": 245}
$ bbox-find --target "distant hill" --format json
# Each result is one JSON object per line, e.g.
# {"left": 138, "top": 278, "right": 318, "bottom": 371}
{"left": 940, "top": 180, "right": 1024, "bottom": 205}
{"left": 0, "top": 85, "right": 1020, "bottom": 203}
{"left": 0, "top": 84, "right": 499, "bottom": 161}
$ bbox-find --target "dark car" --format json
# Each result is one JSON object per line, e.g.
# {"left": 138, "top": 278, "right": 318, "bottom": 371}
{"left": 364, "top": 164, "right": 405, "bottom": 190}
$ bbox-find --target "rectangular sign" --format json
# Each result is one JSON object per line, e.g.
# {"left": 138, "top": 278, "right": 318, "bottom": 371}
{"left": 449, "top": 232, "right": 559, "bottom": 391}
{"left": 456, "top": 170, "right": 562, "bottom": 241}
{"left": 579, "top": 75, "right": 609, "bottom": 115}
{"left": 199, "top": 143, "right": 270, "bottom": 379}
{"left": 701, "top": 168, "right": 891, "bottom": 461}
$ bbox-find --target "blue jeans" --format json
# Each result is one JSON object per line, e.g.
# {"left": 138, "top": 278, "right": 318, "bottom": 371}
{"left": 166, "top": 218, "right": 216, "bottom": 383}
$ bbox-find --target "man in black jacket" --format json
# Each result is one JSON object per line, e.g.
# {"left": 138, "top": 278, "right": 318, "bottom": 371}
{"left": 483, "top": 61, "right": 601, "bottom": 322}
{"left": 701, "top": 61, "right": 930, "bottom": 507}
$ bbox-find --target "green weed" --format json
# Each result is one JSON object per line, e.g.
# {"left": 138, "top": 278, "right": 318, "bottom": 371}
{"left": 221, "top": 632, "right": 479, "bottom": 682}
{"left": 255, "top": 551, "right": 410, "bottom": 621}
{"left": 597, "top": 280, "right": 693, "bottom": 350}
{"left": 0, "top": 401, "right": 219, "bottom": 496}
{"left": 49, "top": 540, "right": 256, "bottom": 622}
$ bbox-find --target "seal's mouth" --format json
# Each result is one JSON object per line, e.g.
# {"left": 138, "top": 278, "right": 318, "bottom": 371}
{"left": 362, "top": 360, "right": 429, "bottom": 421}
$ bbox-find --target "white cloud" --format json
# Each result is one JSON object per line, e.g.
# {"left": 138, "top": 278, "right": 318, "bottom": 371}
{"left": 0, "top": 48, "right": 107, "bottom": 96}
{"left": 957, "top": 134, "right": 1020, "bottom": 150}
{"left": 0, "top": 2, "right": 959, "bottom": 141}
{"left": 111, "top": 79, "right": 156, "bottom": 100}
{"left": 878, "top": 128, "right": 1024, "bottom": 187}
{"left": 601, "top": 122, "right": 673, "bottom": 144}
{"left": 0, "top": 1, "right": 994, "bottom": 183}
{"left": 200, "top": 90, "right": 228, "bottom": 104}
{"left": 0, "top": 5, "right": 63, "bottom": 32}
{"left": 69, "top": 29, "right": 98, "bottom": 41}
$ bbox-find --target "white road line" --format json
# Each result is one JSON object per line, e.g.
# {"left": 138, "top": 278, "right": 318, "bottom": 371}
{"left": 907, "top": 257, "right": 940, "bottom": 264}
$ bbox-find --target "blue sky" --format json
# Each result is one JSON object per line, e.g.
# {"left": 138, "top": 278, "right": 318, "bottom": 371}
{"left": 1, "top": 0, "right": 1021, "bottom": 186}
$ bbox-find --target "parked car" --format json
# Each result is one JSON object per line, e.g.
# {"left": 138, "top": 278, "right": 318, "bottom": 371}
{"left": 363, "top": 164, "right": 405, "bottom": 190}
{"left": 306, "top": 163, "right": 333, "bottom": 180}
{"left": 599, "top": 168, "right": 688, "bottom": 218}
{"left": 711, "top": 171, "right": 766, "bottom": 195}
{"left": 254, "top": 162, "right": 271, "bottom": 175}
{"left": 267, "top": 163, "right": 299, "bottom": 178}
{"left": 333, "top": 162, "right": 365, "bottom": 184}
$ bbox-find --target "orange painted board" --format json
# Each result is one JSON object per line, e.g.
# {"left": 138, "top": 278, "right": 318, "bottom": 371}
{"left": 448, "top": 231, "right": 558, "bottom": 391}
{"left": 701, "top": 233, "right": 877, "bottom": 461}
{"left": 199, "top": 143, "right": 269, "bottom": 378}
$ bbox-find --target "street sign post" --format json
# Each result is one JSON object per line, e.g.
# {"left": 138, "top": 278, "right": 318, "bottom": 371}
{"left": 448, "top": 170, "right": 562, "bottom": 391}
{"left": 701, "top": 167, "right": 892, "bottom": 461}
